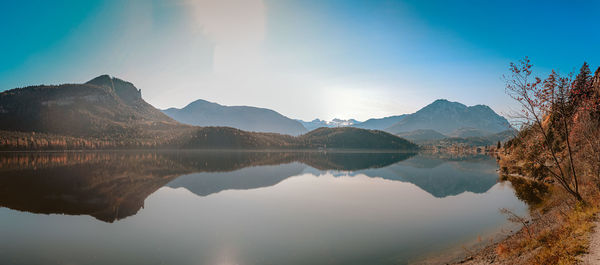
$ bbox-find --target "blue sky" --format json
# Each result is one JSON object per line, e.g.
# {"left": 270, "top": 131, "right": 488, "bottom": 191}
{"left": 1, "top": 0, "right": 599, "bottom": 120}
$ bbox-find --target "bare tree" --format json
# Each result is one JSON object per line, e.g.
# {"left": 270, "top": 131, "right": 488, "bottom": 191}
{"left": 500, "top": 208, "right": 532, "bottom": 238}
{"left": 504, "top": 57, "right": 583, "bottom": 202}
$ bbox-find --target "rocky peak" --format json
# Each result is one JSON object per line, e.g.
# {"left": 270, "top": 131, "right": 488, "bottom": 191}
{"left": 419, "top": 99, "right": 467, "bottom": 114}
{"left": 86, "top": 75, "right": 141, "bottom": 104}
{"left": 86, "top": 74, "right": 113, "bottom": 89}
{"left": 111, "top": 78, "right": 142, "bottom": 104}
{"left": 185, "top": 99, "right": 220, "bottom": 109}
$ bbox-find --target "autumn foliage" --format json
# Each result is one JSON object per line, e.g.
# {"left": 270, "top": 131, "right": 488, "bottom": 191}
{"left": 488, "top": 59, "right": 600, "bottom": 264}
{"left": 503, "top": 58, "right": 600, "bottom": 202}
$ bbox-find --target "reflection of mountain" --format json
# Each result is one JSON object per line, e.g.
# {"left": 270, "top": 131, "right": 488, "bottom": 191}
{"left": 166, "top": 152, "right": 417, "bottom": 197}
{"left": 0, "top": 151, "right": 413, "bottom": 222}
{"left": 0, "top": 153, "right": 188, "bottom": 223}
{"left": 0, "top": 152, "right": 497, "bottom": 223}
{"left": 167, "top": 163, "right": 307, "bottom": 196}
{"left": 355, "top": 155, "right": 499, "bottom": 197}
{"left": 300, "top": 152, "right": 415, "bottom": 171}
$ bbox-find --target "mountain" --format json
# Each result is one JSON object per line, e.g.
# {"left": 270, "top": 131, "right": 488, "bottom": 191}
{"left": 163, "top": 99, "right": 307, "bottom": 136}
{"left": 297, "top": 119, "right": 328, "bottom": 131}
{"left": 298, "top": 127, "right": 418, "bottom": 150}
{"left": 0, "top": 74, "right": 179, "bottom": 138}
{"left": 0, "top": 75, "right": 292, "bottom": 149}
{"left": 302, "top": 99, "right": 511, "bottom": 144}
{"left": 396, "top": 129, "right": 447, "bottom": 144}
{"left": 353, "top": 115, "right": 407, "bottom": 130}
{"left": 386, "top": 99, "right": 511, "bottom": 135}
{"left": 332, "top": 118, "right": 361, "bottom": 126}
{"left": 297, "top": 118, "right": 361, "bottom": 131}
{"left": 0, "top": 75, "right": 417, "bottom": 151}
{"left": 167, "top": 163, "right": 307, "bottom": 197}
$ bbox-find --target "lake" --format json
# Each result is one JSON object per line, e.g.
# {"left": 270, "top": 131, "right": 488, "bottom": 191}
{"left": 0, "top": 151, "right": 528, "bottom": 265}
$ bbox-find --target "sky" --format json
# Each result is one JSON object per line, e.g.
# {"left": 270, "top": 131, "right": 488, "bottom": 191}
{"left": 1, "top": 0, "right": 599, "bottom": 121}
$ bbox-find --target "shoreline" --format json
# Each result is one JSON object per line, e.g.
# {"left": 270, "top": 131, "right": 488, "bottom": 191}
{"left": 442, "top": 154, "right": 599, "bottom": 264}
{"left": 0, "top": 148, "right": 420, "bottom": 153}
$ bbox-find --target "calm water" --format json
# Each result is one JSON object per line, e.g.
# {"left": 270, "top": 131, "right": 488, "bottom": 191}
{"left": 0, "top": 151, "right": 528, "bottom": 265}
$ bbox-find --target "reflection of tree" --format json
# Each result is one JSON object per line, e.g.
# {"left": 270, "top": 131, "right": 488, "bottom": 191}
{"left": 503, "top": 175, "right": 549, "bottom": 206}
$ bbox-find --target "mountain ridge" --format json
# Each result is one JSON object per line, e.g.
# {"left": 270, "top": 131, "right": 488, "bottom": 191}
{"left": 297, "top": 118, "right": 361, "bottom": 131}
{"left": 386, "top": 99, "right": 511, "bottom": 135}
{"left": 163, "top": 99, "right": 308, "bottom": 136}
{"left": 353, "top": 115, "right": 407, "bottom": 130}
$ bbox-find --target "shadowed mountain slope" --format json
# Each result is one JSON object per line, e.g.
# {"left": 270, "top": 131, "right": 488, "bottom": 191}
{"left": 0, "top": 75, "right": 178, "bottom": 138}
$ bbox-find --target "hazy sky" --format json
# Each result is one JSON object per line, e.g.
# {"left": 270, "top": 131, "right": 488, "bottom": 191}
{"left": 1, "top": 0, "right": 599, "bottom": 121}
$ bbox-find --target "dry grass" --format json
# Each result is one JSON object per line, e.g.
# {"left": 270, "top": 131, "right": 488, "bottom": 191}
{"left": 457, "top": 175, "right": 599, "bottom": 265}
{"left": 523, "top": 203, "right": 596, "bottom": 264}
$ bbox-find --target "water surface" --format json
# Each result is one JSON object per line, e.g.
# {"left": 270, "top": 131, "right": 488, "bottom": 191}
{"left": 0, "top": 151, "right": 528, "bottom": 265}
